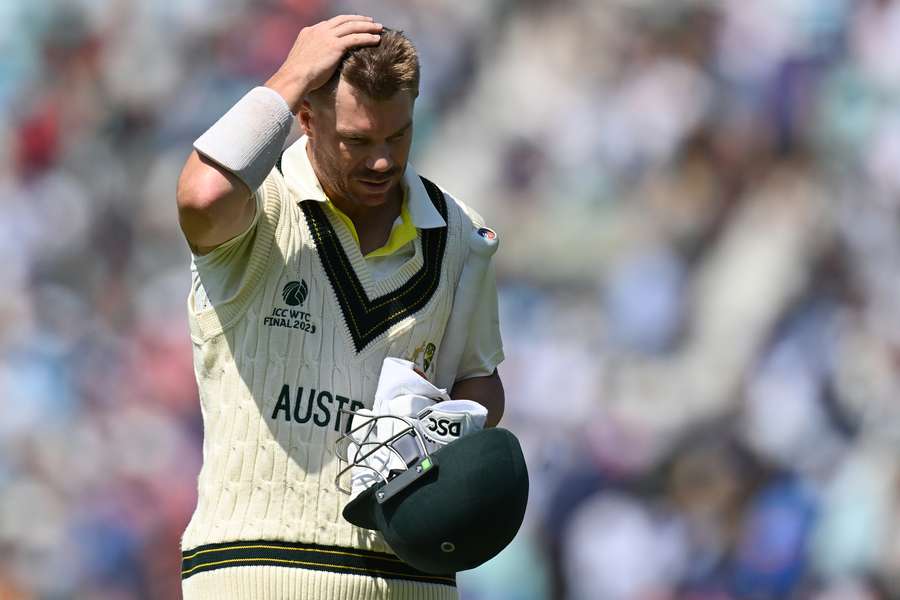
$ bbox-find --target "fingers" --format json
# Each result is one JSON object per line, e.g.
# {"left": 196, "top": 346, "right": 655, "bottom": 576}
{"left": 332, "top": 19, "right": 383, "bottom": 38}
{"left": 330, "top": 19, "right": 383, "bottom": 52}
{"left": 327, "top": 14, "right": 375, "bottom": 28}
{"left": 338, "top": 33, "right": 383, "bottom": 49}
{"left": 276, "top": 15, "right": 385, "bottom": 96}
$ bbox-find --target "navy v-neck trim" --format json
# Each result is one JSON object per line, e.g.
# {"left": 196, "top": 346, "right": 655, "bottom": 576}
{"left": 300, "top": 176, "right": 448, "bottom": 353}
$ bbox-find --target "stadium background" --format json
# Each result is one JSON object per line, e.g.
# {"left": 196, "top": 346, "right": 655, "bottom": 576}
{"left": 2, "top": 0, "right": 900, "bottom": 598}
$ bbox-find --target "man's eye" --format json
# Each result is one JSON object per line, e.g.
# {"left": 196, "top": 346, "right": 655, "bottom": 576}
{"left": 343, "top": 138, "right": 367, "bottom": 146}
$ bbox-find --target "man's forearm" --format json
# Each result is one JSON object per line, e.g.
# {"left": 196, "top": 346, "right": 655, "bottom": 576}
{"left": 450, "top": 370, "right": 505, "bottom": 427}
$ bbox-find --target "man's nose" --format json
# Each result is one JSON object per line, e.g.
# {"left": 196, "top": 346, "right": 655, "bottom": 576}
{"left": 366, "top": 145, "right": 394, "bottom": 172}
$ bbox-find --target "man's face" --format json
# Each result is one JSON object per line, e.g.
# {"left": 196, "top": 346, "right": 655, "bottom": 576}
{"left": 302, "top": 79, "right": 415, "bottom": 211}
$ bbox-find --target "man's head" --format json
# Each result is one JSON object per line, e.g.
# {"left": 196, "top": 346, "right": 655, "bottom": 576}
{"left": 300, "top": 29, "right": 420, "bottom": 212}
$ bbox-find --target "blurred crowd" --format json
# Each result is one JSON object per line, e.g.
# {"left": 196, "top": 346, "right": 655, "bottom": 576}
{"left": 2, "top": 0, "right": 900, "bottom": 598}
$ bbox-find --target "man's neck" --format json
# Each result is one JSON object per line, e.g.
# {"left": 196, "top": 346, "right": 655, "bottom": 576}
{"left": 342, "top": 190, "right": 402, "bottom": 255}
{"left": 306, "top": 144, "right": 403, "bottom": 254}
{"left": 330, "top": 184, "right": 402, "bottom": 223}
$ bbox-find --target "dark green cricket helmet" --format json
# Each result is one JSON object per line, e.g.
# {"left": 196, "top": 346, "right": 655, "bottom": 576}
{"left": 340, "top": 427, "right": 529, "bottom": 575}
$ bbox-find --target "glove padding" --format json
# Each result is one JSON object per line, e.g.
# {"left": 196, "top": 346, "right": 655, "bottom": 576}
{"left": 372, "top": 357, "right": 451, "bottom": 406}
{"left": 415, "top": 400, "right": 488, "bottom": 453}
{"left": 345, "top": 358, "right": 488, "bottom": 499}
{"left": 347, "top": 394, "right": 433, "bottom": 496}
{"left": 347, "top": 358, "right": 447, "bottom": 499}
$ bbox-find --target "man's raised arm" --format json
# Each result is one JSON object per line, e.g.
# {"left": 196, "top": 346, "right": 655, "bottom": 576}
{"left": 175, "top": 15, "right": 383, "bottom": 253}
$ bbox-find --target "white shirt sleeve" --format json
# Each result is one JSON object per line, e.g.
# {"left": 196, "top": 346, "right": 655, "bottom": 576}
{"left": 190, "top": 188, "right": 266, "bottom": 312}
{"left": 454, "top": 260, "right": 505, "bottom": 381}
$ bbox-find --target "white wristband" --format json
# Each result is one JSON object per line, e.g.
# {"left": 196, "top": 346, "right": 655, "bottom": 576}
{"left": 193, "top": 86, "right": 293, "bottom": 191}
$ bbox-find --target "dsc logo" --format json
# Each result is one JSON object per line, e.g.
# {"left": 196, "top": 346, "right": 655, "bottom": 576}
{"left": 425, "top": 417, "right": 461, "bottom": 438}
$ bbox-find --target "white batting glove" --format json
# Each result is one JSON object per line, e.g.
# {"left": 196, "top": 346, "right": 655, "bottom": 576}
{"left": 373, "top": 357, "right": 450, "bottom": 408}
{"left": 415, "top": 400, "right": 488, "bottom": 453}
{"left": 348, "top": 395, "right": 437, "bottom": 499}
{"left": 348, "top": 358, "right": 449, "bottom": 498}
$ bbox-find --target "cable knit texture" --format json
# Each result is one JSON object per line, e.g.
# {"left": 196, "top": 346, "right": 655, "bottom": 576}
{"left": 181, "top": 167, "right": 474, "bottom": 599}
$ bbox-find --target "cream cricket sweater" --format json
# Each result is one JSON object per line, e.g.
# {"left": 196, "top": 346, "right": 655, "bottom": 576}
{"left": 180, "top": 161, "right": 486, "bottom": 597}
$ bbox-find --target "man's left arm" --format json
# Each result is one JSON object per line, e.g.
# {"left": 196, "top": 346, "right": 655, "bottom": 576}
{"left": 447, "top": 252, "right": 505, "bottom": 427}
{"left": 451, "top": 370, "right": 504, "bottom": 427}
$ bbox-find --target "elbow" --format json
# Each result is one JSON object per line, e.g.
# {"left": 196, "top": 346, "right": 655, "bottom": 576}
{"left": 176, "top": 160, "right": 235, "bottom": 214}
{"left": 176, "top": 172, "right": 222, "bottom": 243}
{"left": 176, "top": 153, "right": 249, "bottom": 244}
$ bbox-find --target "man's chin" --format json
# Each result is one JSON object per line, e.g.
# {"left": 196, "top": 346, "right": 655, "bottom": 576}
{"left": 353, "top": 181, "right": 398, "bottom": 206}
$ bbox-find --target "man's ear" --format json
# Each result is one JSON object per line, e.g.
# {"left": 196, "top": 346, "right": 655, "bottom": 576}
{"left": 298, "top": 99, "right": 313, "bottom": 139}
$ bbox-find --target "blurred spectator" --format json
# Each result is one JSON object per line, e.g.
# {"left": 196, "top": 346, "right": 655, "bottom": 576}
{"left": 3, "top": 0, "right": 900, "bottom": 598}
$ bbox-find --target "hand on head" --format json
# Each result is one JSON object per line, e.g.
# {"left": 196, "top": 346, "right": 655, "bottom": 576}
{"left": 266, "top": 15, "right": 384, "bottom": 113}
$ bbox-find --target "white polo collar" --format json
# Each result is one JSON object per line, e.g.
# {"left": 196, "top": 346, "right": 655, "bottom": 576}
{"left": 279, "top": 136, "right": 446, "bottom": 229}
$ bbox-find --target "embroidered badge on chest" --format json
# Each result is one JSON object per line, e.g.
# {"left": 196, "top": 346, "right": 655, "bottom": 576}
{"left": 409, "top": 341, "right": 438, "bottom": 377}
{"left": 262, "top": 277, "right": 319, "bottom": 334}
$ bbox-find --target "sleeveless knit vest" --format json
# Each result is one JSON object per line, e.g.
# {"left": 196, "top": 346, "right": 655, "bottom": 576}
{"left": 181, "top": 169, "right": 474, "bottom": 598}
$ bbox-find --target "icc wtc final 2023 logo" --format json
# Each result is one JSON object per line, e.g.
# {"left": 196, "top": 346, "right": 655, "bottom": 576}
{"left": 282, "top": 280, "right": 308, "bottom": 306}
{"left": 263, "top": 280, "right": 317, "bottom": 333}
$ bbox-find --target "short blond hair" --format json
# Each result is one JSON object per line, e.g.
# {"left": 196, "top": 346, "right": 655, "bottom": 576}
{"left": 313, "top": 28, "right": 420, "bottom": 102}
